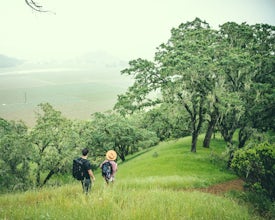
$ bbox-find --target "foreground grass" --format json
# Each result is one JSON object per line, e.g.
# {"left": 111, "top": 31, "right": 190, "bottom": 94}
{"left": 0, "top": 136, "right": 262, "bottom": 219}
{"left": 0, "top": 183, "right": 260, "bottom": 220}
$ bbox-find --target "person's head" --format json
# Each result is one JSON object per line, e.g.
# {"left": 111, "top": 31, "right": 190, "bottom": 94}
{"left": 82, "top": 148, "right": 89, "bottom": 156}
{"left": 106, "top": 150, "right": 117, "bottom": 161}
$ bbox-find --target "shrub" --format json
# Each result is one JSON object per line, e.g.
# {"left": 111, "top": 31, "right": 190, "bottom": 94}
{"left": 231, "top": 142, "right": 275, "bottom": 200}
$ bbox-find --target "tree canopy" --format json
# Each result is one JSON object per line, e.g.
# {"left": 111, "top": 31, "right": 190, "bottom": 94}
{"left": 115, "top": 18, "right": 275, "bottom": 152}
{"left": 0, "top": 18, "right": 274, "bottom": 192}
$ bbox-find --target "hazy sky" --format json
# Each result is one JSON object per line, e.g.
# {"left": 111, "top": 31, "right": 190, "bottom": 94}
{"left": 1, "top": 0, "right": 274, "bottom": 62}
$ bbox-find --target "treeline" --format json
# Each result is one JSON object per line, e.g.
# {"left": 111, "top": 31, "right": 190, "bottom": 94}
{"left": 0, "top": 18, "right": 274, "bottom": 201}
{"left": 0, "top": 103, "right": 162, "bottom": 191}
{"left": 114, "top": 17, "right": 275, "bottom": 205}
{"left": 115, "top": 18, "right": 275, "bottom": 153}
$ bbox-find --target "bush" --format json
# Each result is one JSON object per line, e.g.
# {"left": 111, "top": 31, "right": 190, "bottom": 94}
{"left": 231, "top": 142, "right": 275, "bottom": 218}
{"left": 237, "top": 191, "right": 275, "bottom": 219}
{"left": 231, "top": 142, "right": 275, "bottom": 200}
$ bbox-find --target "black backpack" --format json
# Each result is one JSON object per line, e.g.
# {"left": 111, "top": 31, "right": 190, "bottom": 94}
{"left": 72, "top": 158, "right": 84, "bottom": 180}
{"left": 101, "top": 161, "right": 112, "bottom": 179}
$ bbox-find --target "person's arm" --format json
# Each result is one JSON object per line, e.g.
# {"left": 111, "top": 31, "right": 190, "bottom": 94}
{"left": 88, "top": 169, "right": 95, "bottom": 181}
{"left": 111, "top": 161, "right": 118, "bottom": 176}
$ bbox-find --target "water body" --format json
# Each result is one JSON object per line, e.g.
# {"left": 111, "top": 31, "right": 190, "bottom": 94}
{"left": 0, "top": 67, "right": 131, "bottom": 126}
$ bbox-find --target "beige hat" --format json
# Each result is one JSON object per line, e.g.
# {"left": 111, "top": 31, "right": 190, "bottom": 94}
{"left": 106, "top": 150, "right": 117, "bottom": 161}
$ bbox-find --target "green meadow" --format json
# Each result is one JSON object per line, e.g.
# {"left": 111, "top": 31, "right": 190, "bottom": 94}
{"left": 0, "top": 136, "right": 262, "bottom": 220}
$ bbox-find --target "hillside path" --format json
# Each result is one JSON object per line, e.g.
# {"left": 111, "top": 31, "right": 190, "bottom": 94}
{"left": 192, "top": 179, "right": 244, "bottom": 195}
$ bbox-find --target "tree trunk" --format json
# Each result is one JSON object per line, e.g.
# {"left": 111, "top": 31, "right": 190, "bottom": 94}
{"left": 219, "top": 123, "right": 235, "bottom": 145}
{"left": 185, "top": 97, "right": 205, "bottom": 153}
{"left": 120, "top": 154, "right": 125, "bottom": 161}
{"left": 116, "top": 146, "right": 125, "bottom": 162}
{"left": 43, "top": 169, "right": 55, "bottom": 186}
{"left": 238, "top": 126, "right": 252, "bottom": 148}
{"left": 238, "top": 130, "right": 247, "bottom": 149}
{"left": 36, "top": 162, "right": 41, "bottom": 187}
{"left": 227, "top": 143, "right": 234, "bottom": 168}
{"left": 203, "top": 107, "right": 218, "bottom": 148}
{"left": 191, "top": 131, "right": 198, "bottom": 152}
{"left": 203, "top": 123, "right": 214, "bottom": 148}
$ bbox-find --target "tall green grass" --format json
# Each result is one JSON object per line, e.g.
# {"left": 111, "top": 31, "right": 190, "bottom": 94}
{"left": 0, "top": 136, "right": 262, "bottom": 219}
{"left": 0, "top": 184, "right": 260, "bottom": 220}
{"left": 117, "top": 136, "right": 235, "bottom": 189}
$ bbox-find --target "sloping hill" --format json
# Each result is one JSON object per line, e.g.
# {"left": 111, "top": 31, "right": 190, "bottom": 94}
{"left": 115, "top": 135, "right": 236, "bottom": 190}
{"left": 0, "top": 136, "right": 261, "bottom": 220}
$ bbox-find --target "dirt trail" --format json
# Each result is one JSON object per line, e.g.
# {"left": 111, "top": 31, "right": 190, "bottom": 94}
{"left": 192, "top": 179, "right": 244, "bottom": 195}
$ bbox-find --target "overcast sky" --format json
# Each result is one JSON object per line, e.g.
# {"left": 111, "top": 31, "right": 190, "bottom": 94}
{"left": 1, "top": 0, "right": 274, "bottom": 62}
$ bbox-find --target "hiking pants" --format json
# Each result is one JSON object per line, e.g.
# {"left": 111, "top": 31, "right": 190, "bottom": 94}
{"left": 81, "top": 178, "right": 91, "bottom": 194}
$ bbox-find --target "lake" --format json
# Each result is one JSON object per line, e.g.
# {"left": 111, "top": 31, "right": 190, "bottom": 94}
{"left": 0, "top": 67, "right": 132, "bottom": 126}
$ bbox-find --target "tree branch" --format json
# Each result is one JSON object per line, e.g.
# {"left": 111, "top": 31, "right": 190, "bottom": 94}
{"left": 25, "top": 0, "right": 55, "bottom": 14}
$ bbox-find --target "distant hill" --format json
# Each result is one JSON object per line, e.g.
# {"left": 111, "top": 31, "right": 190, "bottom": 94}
{"left": 0, "top": 54, "right": 22, "bottom": 68}
{"left": 0, "top": 51, "right": 128, "bottom": 72}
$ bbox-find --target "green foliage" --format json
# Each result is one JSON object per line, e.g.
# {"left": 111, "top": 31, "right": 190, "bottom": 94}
{"left": 0, "top": 135, "right": 260, "bottom": 220}
{"left": 115, "top": 18, "right": 275, "bottom": 153}
{"left": 236, "top": 190, "right": 275, "bottom": 219}
{"left": 88, "top": 112, "right": 159, "bottom": 161}
{"left": 140, "top": 103, "right": 190, "bottom": 141}
{"left": 218, "top": 22, "right": 275, "bottom": 148}
{"left": 0, "top": 104, "right": 160, "bottom": 192}
{"left": 0, "top": 118, "right": 32, "bottom": 191}
{"left": 231, "top": 142, "right": 275, "bottom": 201}
{"left": 116, "top": 18, "right": 224, "bottom": 152}
{"left": 0, "top": 20, "right": 274, "bottom": 212}
{"left": 30, "top": 103, "right": 76, "bottom": 187}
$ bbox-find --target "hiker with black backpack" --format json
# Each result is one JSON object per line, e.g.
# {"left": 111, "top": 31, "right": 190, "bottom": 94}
{"left": 73, "top": 148, "right": 95, "bottom": 194}
{"left": 100, "top": 150, "right": 118, "bottom": 184}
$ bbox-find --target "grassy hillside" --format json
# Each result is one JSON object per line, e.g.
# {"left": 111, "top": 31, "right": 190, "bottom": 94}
{"left": 116, "top": 135, "right": 235, "bottom": 190}
{"left": 0, "top": 136, "right": 262, "bottom": 220}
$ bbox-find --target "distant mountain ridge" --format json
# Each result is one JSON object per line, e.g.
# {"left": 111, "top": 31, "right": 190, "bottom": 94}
{"left": 0, "top": 51, "right": 128, "bottom": 71}
{"left": 0, "top": 54, "right": 22, "bottom": 68}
